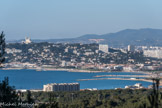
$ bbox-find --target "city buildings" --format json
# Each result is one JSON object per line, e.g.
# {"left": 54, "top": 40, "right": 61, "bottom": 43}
{"left": 128, "top": 45, "right": 135, "bottom": 52}
{"left": 5, "top": 42, "right": 162, "bottom": 72}
{"left": 125, "top": 83, "right": 144, "bottom": 89}
{"left": 99, "top": 44, "right": 109, "bottom": 53}
{"left": 143, "top": 49, "right": 162, "bottom": 58}
{"left": 43, "top": 83, "right": 80, "bottom": 92}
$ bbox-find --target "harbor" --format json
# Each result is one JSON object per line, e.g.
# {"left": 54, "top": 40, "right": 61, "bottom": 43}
{"left": 0, "top": 69, "right": 154, "bottom": 90}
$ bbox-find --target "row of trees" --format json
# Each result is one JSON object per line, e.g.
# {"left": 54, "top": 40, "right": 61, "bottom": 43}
{"left": 22, "top": 88, "right": 162, "bottom": 108}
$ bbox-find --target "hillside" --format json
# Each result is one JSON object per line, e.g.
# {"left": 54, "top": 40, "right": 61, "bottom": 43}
{"left": 8, "top": 28, "right": 162, "bottom": 47}
{"left": 77, "top": 28, "right": 162, "bottom": 47}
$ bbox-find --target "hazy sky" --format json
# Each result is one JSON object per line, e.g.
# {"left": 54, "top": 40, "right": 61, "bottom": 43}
{"left": 1, "top": 0, "right": 162, "bottom": 40}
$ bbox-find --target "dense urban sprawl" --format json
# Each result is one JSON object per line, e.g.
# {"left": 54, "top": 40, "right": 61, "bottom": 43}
{"left": 4, "top": 38, "right": 162, "bottom": 72}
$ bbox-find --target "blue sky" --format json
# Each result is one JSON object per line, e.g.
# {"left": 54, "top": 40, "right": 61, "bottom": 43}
{"left": 0, "top": 0, "right": 162, "bottom": 40}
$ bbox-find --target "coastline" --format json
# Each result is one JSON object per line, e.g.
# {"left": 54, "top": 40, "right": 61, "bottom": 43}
{"left": 1, "top": 67, "right": 152, "bottom": 75}
{"left": 1, "top": 67, "right": 162, "bottom": 89}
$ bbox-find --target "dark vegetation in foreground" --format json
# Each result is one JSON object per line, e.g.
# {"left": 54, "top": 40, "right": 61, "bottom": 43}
{"left": 1, "top": 77, "right": 162, "bottom": 108}
{"left": 21, "top": 89, "right": 161, "bottom": 108}
{"left": 0, "top": 76, "right": 162, "bottom": 108}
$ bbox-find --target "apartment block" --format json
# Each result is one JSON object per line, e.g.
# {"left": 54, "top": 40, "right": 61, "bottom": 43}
{"left": 43, "top": 83, "right": 80, "bottom": 92}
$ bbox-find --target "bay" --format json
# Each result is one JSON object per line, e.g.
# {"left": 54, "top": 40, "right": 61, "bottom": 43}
{"left": 0, "top": 69, "right": 152, "bottom": 90}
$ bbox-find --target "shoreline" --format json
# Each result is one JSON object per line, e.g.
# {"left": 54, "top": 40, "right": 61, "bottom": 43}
{"left": 1, "top": 67, "right": 152, "bottom": 75}
{"left": 1, "top": 68, "right": 162, "bottom": 89}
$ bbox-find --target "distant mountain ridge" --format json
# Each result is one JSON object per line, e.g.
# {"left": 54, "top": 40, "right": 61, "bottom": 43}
{"left": 8, "top": 28, "right": 162, "bottom": 47}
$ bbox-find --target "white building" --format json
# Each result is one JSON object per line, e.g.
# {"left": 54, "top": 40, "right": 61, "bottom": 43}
{"left": 6, "top": 48, "right": 22, "bottom": 54}
{"left": 125, "top": 83, "right": 144, "bottom": 89}
{"left": 22, "top": 37, "right": 32, "bottom": 44}
{"left": 65, "top": 48, "right": 68, "bottom": 52}
{"left": 99, "top": 44, "right": 109, "bottom": 53}
{"left": 61, "top": 60, "right": 66, "bottom": 67}
{"left": 134, "top": 83, "right": 142, "bottom": 88}
{"left": 73, "top": 50, "right": 77, "bottom": 54}
{"left": 143, "top": 49, "right": 162, "bottom": 58}
{"left": 43, "top": 83, "right": 80, "bottom": 92}
{"left": 128, "top": 45, "right": 135, "bottom": 52}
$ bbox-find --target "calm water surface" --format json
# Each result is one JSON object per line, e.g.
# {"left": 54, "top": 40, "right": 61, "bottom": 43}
{"left": 0, "top": 69, "right": 152, "bottom": 90}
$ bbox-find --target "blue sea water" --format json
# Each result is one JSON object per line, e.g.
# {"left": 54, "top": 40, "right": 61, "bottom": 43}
{"left": 0, "top": 69, "right": 152, "bottom": 90}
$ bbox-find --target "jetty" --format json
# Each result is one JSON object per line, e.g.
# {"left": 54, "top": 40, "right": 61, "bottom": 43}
{"left": 94, "top": 75, "right": 155, "bottom": 78}
{"left": 77, "top": 78, "right": 162, "bottom": 86}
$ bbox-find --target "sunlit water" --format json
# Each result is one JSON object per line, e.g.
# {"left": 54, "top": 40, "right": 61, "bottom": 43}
{"left": 0, "top": 69, "right": 152, "bottom": 90}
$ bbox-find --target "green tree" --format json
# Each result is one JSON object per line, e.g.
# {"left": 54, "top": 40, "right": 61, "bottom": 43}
{"left": 148, "top": 78, "right": 161, "bottom": 108}
{"left": 0, "top": 32, "right": 19, "bottom": 107}
{"left": 0, "top": 77, "right": 18, "bottom": 103}
{"left": 0, "top": 31, "right": 5, "bottom": 66}
{"left": 26, "top": 90, "right": 34, "bottom": 103}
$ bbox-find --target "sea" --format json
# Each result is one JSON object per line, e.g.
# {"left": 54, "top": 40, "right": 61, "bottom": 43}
{"left": 0, "top": 69, "right": 152, "bottom": 90}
